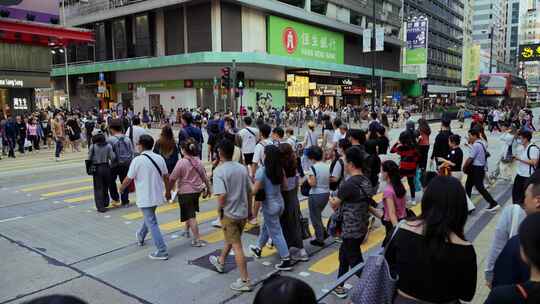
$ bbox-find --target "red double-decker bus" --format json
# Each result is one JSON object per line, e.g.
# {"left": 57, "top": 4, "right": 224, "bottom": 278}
{"left": 468, "top": 73, "right": 528, "bottom": 109}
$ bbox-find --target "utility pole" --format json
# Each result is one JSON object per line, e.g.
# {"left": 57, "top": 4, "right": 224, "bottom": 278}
{"left": 231, "top": 60, "right": 237, "bottom": 121}
{"left": 61, "top": 0, "right": 70, "bottom": 111}
{"left": 489, "top": 26, "right": 494, "bottom": 74}
{"left": 371, "top": 0, "right": 377, "bottom": 112}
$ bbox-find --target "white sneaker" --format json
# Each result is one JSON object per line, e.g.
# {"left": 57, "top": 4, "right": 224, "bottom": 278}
{"left": 230, "top": 278, "right": 252, "bottom": 292}
{"left": 212, "top": 218, "right": 222, "bottom": 228}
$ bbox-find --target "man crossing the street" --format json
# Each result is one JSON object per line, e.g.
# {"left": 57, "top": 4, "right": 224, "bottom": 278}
{"left": 209, "top": 139, "right": 252, "bottom": 292}
{"left": 108, "top": 119, "right": 134, "bottom": 207}
{"left": 512, "top": 129, "right": 539, "bottom": 205}
{"left": 119, "top": 134, "right": 171, "bottom": 260}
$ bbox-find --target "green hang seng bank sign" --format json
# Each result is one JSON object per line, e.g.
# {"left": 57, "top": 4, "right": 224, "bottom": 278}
{"left": 267, "top": 15, "right": 344, "bottom": 64}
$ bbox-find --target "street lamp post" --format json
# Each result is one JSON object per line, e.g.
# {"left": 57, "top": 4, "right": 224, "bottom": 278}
{"left": 61, "top": 0, "right": 70, "bottom": 111}
{"left": 371, "top": 0, "right": 376, "bottom": 111}
{"left": 489, "top": 26, "right": 494, "bottom": 73}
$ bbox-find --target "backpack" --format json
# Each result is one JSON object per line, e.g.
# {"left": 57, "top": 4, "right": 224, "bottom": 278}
{"left": 113, "top": 136, "right": 133, "bottom": 166}
{"left": 526, "top": 144, "right": 539, "bottom": 175}
{"left": 329, "top": 158, "right": 344, "bottom": 191}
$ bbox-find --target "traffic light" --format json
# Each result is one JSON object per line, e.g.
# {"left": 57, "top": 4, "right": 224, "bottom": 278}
{"left": 221, "top": 67, "right": 231, "bottom": 89}
{"left": 236, "top": 71, "right": 245, "bottom": 89}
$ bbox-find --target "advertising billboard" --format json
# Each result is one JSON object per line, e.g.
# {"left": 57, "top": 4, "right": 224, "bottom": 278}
{"left": 0, "top": 0, "right": 59, "bottom": 23}
{"left": 403, "top": 17, "right": 429, "bottom": 78}
{"left": 518, "top": 43, "right": 540, "bottom": 62}
{"left": 268, "top": 15, "right": 344, "bottom": 64}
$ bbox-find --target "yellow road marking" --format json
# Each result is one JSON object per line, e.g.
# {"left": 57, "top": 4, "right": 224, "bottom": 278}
{"left": 123, "top": 196, "right": 216, "bottom": 220}
{"left": 21, "top": 178, "right": 92, "bottom": 192}
{"left": 64, "top": 195, "right": 94, "bottom": 203}
{"left": 1, "top": 158, "right": 83, "bottom": 171}
{"left": 160, "top": 208, "right": 219, "bottom": 232}
{"left": 42, "top": 186, "right": 93, "bottom": 197}
{"left": 308, "top": 203, "right": 423, "bottom": 275}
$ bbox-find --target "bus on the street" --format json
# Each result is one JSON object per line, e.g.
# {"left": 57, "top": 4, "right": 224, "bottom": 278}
{"left": 468, "top": 73, "right": 528, "bottom": 109}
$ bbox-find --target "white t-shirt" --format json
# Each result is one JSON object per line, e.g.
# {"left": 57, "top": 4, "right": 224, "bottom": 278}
{"left": 125, "top": 125, "right": 148, "bottom": 152}
{"left": 517, "top": 143, "right": 540, "bottom": 177}
{"left": 253, "top": 138, "right": 272, "bottom": 166}
{"left": 127, "top": 151, "right": 168, "bottom": 208}
{"left": 238, "top": 127, "right": 259, "bottom": 154}
{"left": 493, "top": 110, "right": 501, "bottom": 122}
{"left": 332, "top": 130, "right": 346, "bottom": 144}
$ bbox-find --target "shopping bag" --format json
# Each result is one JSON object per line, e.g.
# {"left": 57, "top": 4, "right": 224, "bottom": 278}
{"left": 414, "top": 168, "right": 422, "bottom": 192}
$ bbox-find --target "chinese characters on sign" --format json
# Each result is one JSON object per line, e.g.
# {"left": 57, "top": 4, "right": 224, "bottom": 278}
{"left": 268, "top": 16, "right": 344, "bottom": 64}
{"left": 518, "top": 44, "right": 540, "bottom": 62}
{"left": 403, "top": 16, "right": 429, "bottom": 79}
{"left": 287, "top": 74, "right": 309, "bottom": 97}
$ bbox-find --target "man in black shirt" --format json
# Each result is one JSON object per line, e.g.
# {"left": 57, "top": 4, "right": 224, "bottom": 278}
{"left": 431, "top": 119, "right": 452, "bottom": 165}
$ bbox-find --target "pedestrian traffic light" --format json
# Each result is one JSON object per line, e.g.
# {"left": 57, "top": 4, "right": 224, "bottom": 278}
{"left": 221, "top": 67, "right": 231, "bottom": 89}
{"left": 236, "top": 71, "right": 245, "bottom": 89}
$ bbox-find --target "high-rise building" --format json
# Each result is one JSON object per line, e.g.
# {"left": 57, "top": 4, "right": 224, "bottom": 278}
{"left": 520, "top": 1, "right": 540, "bottom": 101}
{"left": 472, "top": 0, "right": 508, "bottom": 73}
{"left": 506, "top": 0, "right": 528, "bottom": 68}
{"left": 462, "top": 0, "right": 479, "bottom": 86}
{"left": 403, "top": 0, "right": 464, "bottom": 100}
{"left": 52, "top": 0, "right": 417, "bottom": 111}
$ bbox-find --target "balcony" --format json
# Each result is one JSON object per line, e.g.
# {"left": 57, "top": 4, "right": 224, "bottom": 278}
{"left": 62, "top": 0, "right": 147, "bottom": 23}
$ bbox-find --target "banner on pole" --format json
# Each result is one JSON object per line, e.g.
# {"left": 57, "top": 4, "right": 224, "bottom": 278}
{"left": 375, "top": 26, "right": 384, "bottom": 52}
{"left": 403, "top": 16, "right": 429, "bottom": 78}
{"left": 362, "top": 28, "right": 372, "bottom": 53}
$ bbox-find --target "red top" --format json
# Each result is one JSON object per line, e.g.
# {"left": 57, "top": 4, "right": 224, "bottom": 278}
{"left": 391, "top": 143, "right": 418, "bottom": 177}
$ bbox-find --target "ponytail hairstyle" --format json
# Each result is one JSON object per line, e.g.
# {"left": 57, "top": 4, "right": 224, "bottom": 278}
{"left": 180, "top": 138, "right": 199, "bottom": 157}
{"left": 518, "top": 212, "right": 540, "bottom": 304}
{"left": 382, "top": 160, "right": 406, "bottom": 198}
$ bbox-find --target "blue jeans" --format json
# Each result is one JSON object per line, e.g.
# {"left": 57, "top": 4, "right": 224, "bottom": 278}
{"left": 257, "top": 200, "right": 290, "bottom": 259}
{"left": 55, "top": 139, "right": 63, "bottom": 158}
{"left": 138, "top": 206, "right": 167, "bottom": 255}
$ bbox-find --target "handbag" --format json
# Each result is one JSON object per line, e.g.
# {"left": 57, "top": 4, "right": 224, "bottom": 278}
{"left": 349, "top": 221, "right": 403, "bottom": 304}
{"left": 300, "top": 166, "right": 316, "bottom": 196}
{"left": 501, "top": 138, "right": 515, "bottom": 164}
{"left": 300, "top": 217, "right": 312, "bottom": 240}
{"left": 85, "top": 146, "right": 97, "bottom": 176}
{"left": 327, "top": 208, "right": 343, "bottom": 238}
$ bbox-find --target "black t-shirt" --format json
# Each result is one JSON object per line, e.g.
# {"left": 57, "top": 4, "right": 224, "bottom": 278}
{"left": 447, "top": 147, "right": 463, "bottom": 172}
{"left": 484, "top": 281, "right": 540, "bottom": 304}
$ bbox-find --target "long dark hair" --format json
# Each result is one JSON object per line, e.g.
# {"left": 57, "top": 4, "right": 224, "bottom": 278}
{"left": 419, "top": 176, "right": 468, "bottom": 258}
{"left": 156, "top": 125, "right": 176, "bottom": 157}
{"left": 279, "top": 143, "right": 297, "bottom": 178}
{"left": 418, "top": 118, "right": 431, "bottom": 136}
{"left": 399, "top": 131, "right": 414, "bottom": 147}
{"left": 519, "top": 213, "right": 540, "bottom": 304}
{"left": 382, "top": 160, "right": 406, "bottom": 198}
{"left": 264, "top": 145, "right": 284, "bottom": 185}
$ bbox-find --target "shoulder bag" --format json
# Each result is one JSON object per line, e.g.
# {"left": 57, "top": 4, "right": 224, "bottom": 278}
{"left": 85, "top": 145, "right": 97, "bottom": 175}
{"left": 187, "top": 158, "right": 210, "bottom": 198}
{"left": 300, "top": 166, "right": 316, "bottom": 196}
{"left": 349, "top": 221, "right": 404, "bottom": 304}
{"left": 142, "top": 154, "right": 163, "bottom": 176}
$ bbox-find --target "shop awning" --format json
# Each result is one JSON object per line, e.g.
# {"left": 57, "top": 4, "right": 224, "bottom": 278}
{"left": 0, "top": 17, "right": 94, "bottom": 46}
{"left": 51, "top": 51, "right": 417, "bottom": 81}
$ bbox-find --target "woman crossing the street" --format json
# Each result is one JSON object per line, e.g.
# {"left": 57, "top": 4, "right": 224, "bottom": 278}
{"left": 391, "top": 131, "right": 419, "bottom": 205}
{"left": 88, "top": 129, "right": 115, "bottom": 213}
{"left": 169, "top": 138, "right": 211, "bottom": 247}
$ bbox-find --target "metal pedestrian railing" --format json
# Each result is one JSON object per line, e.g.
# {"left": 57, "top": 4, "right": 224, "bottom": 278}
{"left": 316, "top": 260, "right": 366, "bottom": 302}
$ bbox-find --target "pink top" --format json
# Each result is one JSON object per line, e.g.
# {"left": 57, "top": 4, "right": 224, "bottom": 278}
{"left": 169, "top": 155, "right": 208, "bottom": 194}
{"left": 419, "top": 132, "right": 429, "bottom": 146}
{"left": 27, "top": 124, "right": 37, "bottom": 136}
{"left": 383, "top": 184, "right": 407, "bottom": 221}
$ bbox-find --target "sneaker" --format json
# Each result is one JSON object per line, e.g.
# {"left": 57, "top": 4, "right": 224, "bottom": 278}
{"left": 148, "top": 251, "right": 168, "bottom": 260}
{"left": 135, "top": 231, "right": 144, "bottom": 247}
{"left": 275, "top": 258, "right": 293, "bottom": 271}
{"left": 248, "top": 218, "right": 258, "bottom": 226}
{"left": 292, "top": 250, "right": 309, "bottom": 262}
{"left": 333, "top": 237, "right": 343, "bottom": 244}
{"left": 310, "top": 240, "right": 325, "bottom": 247}
{"left": 209, "top": 255, "right": 224, "bottom": 273}
{"left": 230, "top": 278, "right": 252, "bottom": 292}
{"left": 409, "top": 199, "right": 417, "bottom": 206}
{"left": 111, "top": 200, "right": 120, "bottom": 207}
{"left": 249, "top": 245, "right": 262, "bottom": 258}
{"left": 191, "top": 239, "right": 207, "bottom": 247}
{"left": 181, "top": 230, "right": 191, "bottom": 238}
{"left": 212, "top": 218, "right": 222, "bottom": 228}
{"left": 486, "top": 204, "right": 500, "bottom": 212}
{"left": 333, "top": 286, "right": 348, "bottom": 299}
{"left": 55, "top": 157, "right": 60, "bottom": 162}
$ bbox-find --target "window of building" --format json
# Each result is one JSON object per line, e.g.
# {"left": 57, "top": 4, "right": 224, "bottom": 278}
{"left": 278, "top": 0, "right": 305, "bottom": 8}
{"left": 112, "top": 18, "right": 127, "bottom": 59}
{"left": 311, "top": 0, "right": 327, "bottom": 15}
{"left": 134, "top": 14, "right": 152, "bottom": 57}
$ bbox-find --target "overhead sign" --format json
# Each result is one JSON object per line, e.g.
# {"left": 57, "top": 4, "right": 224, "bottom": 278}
{"left": 403, "top": 17, "right": 429, "bottom": 78}
{"left": 13, "top": 97, "right": 28, "bottom": 110}
{"left": 518, "top": 43, "right": 540, "bottom": 62}
{"left": 268, "top": 15, "right": 344, "bottom": 64}
{"left": 0, "top": 79, "right": 24, "bottom": 87}
{"left": 375, "top": 26, "right": 385, "bottom": 52}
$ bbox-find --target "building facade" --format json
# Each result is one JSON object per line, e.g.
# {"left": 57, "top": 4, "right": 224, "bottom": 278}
{"left": 403, "top": 0, "right": 464, "bottom": 101}
{"left": 520, "top": 1, "right": 540, "bottom": 101}
{"left": 53, "top": 0, "right": 417, "bottom": 112}
{"left": 472, "top": 0, "right": 508, "bottom": 73}
{"left": 506, "top": 0, "right": 528, "bottom": 68}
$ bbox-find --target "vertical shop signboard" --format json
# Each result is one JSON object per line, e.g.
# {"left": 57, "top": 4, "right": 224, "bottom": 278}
{"left": 267, "top": 15, "right": 344, "bottom": 64}
{"left": 403, "top": 17, "right": 428, "bottom": 78}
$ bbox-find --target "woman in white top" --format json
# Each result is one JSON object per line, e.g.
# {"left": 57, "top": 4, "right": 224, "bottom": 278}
{"left": 302, "top": 121, "right": 320, "bottom": 171}
{"left": 306, "top": 146, "right": 330, "bottom": 247}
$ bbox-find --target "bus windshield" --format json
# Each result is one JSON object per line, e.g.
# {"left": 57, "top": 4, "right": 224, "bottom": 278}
{"left": 479, "top": 75, "right": 507, "bottom": 89}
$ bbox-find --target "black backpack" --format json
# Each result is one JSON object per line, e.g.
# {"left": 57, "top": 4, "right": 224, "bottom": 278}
{"left": 329, "top": 158, "right": 344, "bottom": 191}
{"left": 527, "top": 144, "right": 540, "bottom": 175}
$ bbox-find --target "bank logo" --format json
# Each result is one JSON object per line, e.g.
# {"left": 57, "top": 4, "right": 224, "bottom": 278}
{"left": 282, "top": 27, "right": 298, "bottom": 54}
